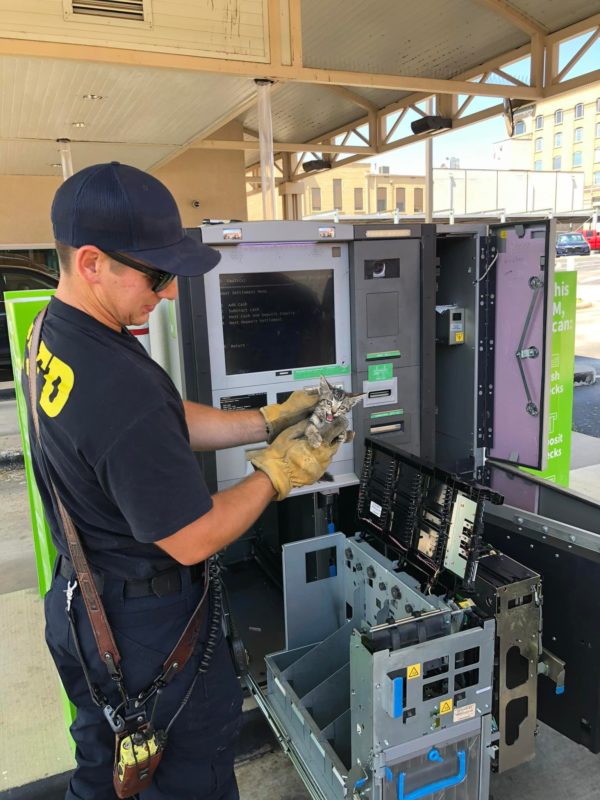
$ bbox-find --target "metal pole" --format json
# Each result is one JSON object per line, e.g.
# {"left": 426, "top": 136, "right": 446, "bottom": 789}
{"left": 425, "top": 98, "right": 433, "bottom": 223}
{"left": 57, "top": 138, "right": 73, "bottom": 180}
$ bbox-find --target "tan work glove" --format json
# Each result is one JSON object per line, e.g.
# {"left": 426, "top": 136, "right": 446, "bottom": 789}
{"left": 260, "top": 389, "right": 319, "bottom": 443}
{"left": 248, "top": 421, "right": 341, "bottom": 500}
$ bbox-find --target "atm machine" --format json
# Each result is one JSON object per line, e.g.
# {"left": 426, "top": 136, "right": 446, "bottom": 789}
{"left": 164, "top": 220, "right": 599, "bottom": 799}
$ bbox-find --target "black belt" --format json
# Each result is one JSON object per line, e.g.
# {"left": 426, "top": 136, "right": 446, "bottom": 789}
{"left": 57, "top": 555, "right": 203, "bottom": 598}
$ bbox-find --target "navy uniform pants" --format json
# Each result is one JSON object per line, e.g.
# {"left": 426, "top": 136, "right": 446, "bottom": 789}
{"left": 45, "top": 561, "right": 243, "bottom": 800}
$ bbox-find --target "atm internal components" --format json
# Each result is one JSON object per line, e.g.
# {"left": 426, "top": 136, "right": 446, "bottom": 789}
{"left": 357, "top": 438, "right": 503, "bottom": 590}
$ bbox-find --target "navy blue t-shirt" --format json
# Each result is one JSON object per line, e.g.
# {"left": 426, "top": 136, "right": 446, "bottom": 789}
{"left": 24, "top": 297, "right": 213, "bottom": 579}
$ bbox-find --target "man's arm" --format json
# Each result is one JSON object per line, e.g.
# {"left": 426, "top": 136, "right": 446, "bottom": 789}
{"left": 183, "top": 388, "right": 319, "bottom": 450}
{"left": 183, "top": 400, "right": 266, "bottom": 450}
{"left": 156, "top": 470, "right": 276, "bottom": 565}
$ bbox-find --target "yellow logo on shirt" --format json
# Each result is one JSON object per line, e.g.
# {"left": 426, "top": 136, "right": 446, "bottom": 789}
{"left": 26, "top": 326, "right": 74, "bottom": 418}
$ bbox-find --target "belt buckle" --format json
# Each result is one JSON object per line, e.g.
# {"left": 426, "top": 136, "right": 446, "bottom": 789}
{"left": 150, "top": 571, "right": 181, "bottom": 598}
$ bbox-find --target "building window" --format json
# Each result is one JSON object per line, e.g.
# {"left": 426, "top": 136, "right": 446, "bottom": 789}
{"left": 554, "top": 132, "right": 562, "bottom": 148}
{"left": 535, "top": 115, "right": 543, "bottom": 130}
{"left": 376, "top": 186, "right": 387, "bottom": 213}
{"left": 414, "top": 187, "right": 424, "bottom": 213}
{"left": 395, "top": 187, "right": 406, "bottom": 212}
{"left": 596, "top": 122, "right": 600, "bottom": 137}
{"left": 333, "top": 178, "right": 342, "bottom": 210}
{"left": 554, "top": 109, "right": 563, "bottom": 124}
{"left": 515, "top": 120, "right": 526, "bottom": 135}
{"left": 535, "top": 137, "right": 543, "bottom": 152}
{"left": 534, "top": 159, "right": 542, "bottom": 171}
{"left": 572, "top": 151, "right": 582, "bottom": 167}
{"left": 595, "top": 148, "right": 600, "bottom": 163}
{"left": 597, "top": 98, "right": 600, "bottom": 113}
{"left": 594, "top": 171, "right": 600, "bottom": 186}
{"left": 552, "top": 155, "right": 562, "bottom": 170}
{"left": 354, "top": 187, "right": 364, "bottom": 210}
{"left": 311, "top": 187, "right": 321, "bottom": 211}
{"left": 574, "top": 103, "right": 584, "bottom": 119}
{"left": 574, "top": 127, "right": 583, "bottom": 143}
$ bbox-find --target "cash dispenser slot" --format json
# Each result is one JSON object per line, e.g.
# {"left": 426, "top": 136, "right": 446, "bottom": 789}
{"left": 370, "top": 419, "right": 405, "bottom": 435}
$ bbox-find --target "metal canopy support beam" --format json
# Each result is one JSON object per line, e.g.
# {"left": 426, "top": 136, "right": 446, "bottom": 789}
{"left": 530, "top": 33, "right": 545, "bottom": 90}
{"left": 544, "top": 68, "right": 600, "bottom": 99}
{"left": 321, "top": 84, "right": 378, "bottom": 112}
{"left": 554, "top": 28, "right": 600, "bottom": 84}
{"left": 471, "top": 0, "right": 546, "bottom": 36}
{"left": 0, "top": 37, "right": 540, "bottom": 100}
{"left": 193, "top": 139, "right": 375, "bottom": 154}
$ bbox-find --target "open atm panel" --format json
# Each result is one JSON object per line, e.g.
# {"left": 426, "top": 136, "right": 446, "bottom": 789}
{"left": 356, "top": 438, "right": 503, "bottom": 589}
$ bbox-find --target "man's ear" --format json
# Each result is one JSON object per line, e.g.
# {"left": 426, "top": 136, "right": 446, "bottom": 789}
{"left": 75, "top": 246, "right": 104, "bottom": 285}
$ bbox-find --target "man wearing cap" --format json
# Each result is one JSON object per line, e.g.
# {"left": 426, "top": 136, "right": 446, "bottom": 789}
{"left": 25, "top": 162, "right": 339, "bottom": 800}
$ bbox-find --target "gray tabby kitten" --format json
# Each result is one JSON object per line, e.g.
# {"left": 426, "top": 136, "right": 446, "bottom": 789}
{"left": 303, "top": 376, "right": 364, "bottom": 448}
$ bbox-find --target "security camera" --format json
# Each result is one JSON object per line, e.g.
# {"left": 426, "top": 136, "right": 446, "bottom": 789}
{"left": 191, "top": 200, "right": 201, "bottom": 208}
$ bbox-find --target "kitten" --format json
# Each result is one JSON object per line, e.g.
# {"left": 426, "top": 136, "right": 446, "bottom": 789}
{"left": 303, "top": 376, "right": 364, "bottom": 449}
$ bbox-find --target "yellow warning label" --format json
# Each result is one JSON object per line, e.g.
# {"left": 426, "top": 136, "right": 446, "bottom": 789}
{"left": 407, "top": 663, "right": 421, "bottom": 680}
{"left": 500, "top": 230, "right": 508, "bottom": 238}
{"left": 455, "top": 332, "right": 464, "bottom": 343}
{"left": 440, "top": 699, "right": 454, "bottom": 715}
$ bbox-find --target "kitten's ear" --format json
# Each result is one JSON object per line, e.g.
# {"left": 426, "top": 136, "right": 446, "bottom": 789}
{"left": 319, "top": 375, "right": 332, "bottom": 393}
{"left": 347, "top": 392, "right": 365, "bottom": 409}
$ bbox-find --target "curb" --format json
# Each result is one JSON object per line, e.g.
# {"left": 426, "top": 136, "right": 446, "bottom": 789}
{"left": 0, "top": 450, "right": 24, "bottom": 470}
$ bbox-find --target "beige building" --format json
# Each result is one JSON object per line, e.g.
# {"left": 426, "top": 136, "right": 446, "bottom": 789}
{"left": 513, "top": 81, "right": 600, "bottom": 208}
{"left": 247, "top": 163, "right": 426, "bottom": 221}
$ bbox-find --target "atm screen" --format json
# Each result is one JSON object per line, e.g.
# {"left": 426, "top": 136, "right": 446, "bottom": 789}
{"left": 219, "top": 269, "right": 336, "bottom": 375}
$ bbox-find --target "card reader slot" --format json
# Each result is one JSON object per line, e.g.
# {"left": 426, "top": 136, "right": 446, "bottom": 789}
{"left": 368, "top": 388, "right": 392, "bottom": 399}
{"left": 370, "top": 422, "right": 404, "bottom": 434}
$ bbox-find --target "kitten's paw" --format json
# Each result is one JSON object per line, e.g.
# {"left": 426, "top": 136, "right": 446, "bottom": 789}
{"left": 306, "top": 431, "right": 323, "bottom": 448}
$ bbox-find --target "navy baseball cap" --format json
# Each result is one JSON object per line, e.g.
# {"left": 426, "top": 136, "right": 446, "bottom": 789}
{"left": 51, "top": 162, "right": 220, "bottom": 277}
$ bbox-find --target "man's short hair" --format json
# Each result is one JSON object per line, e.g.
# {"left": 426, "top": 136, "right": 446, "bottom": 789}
{"left": 54, "top": 241, "right": 75, "bottom": 274}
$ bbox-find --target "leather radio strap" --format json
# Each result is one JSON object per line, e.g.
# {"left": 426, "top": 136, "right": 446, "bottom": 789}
{"left": 28, "top": 308, "right": 208, "bottom": 689}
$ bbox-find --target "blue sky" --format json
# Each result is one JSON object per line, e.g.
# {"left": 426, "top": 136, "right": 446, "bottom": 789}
{"left": 361, "top": 32, "right": 600, "bottom": 174}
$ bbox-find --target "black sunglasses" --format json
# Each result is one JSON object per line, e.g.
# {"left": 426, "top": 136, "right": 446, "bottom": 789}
{"left": 104, "top": 250, "right": 176, "bottom": 293}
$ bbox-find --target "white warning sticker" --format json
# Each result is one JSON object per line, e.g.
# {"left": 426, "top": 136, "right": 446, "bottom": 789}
{"left": 370, "top": 501, "right": 383, "bottom": 518}
{"left": 453, "top": 703, "right": 476, "bottom": 723}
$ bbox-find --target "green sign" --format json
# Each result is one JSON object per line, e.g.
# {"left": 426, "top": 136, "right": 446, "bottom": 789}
{"left": 524, "top": 271, "right": 576, "bottom": 486}
{"left": 5, "top": 290, "right": 57, "bottom": 597}
{"left": 294, "top": 364, "right": 351, "bottom": 380}
{"left": 368, "top": 362, "right": 393, "bottom": 382}
{"left": 5, "top": 289, "right": 76, "bottom": 737}
{"left": 371, "top": 409, "right": 404, "bottom": 419}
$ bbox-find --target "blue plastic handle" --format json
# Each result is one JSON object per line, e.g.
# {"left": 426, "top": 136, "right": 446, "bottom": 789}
{"left": 397, "top": 750, "right": 467, "bottom": 800}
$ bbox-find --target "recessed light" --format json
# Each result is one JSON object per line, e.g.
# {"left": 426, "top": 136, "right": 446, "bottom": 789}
{"left": 82, "top": 94, "right": 103, "bottom": 101}
{"left": 71, "top": 122, "right": 86, "bottom": 128}
{"left": 49, "top": 163, "right": 61, "bottom": 168}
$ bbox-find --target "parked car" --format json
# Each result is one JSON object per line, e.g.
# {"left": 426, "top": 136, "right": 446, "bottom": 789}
{"left": 0, "top": 255, "right": 58, "bottom": 370}
{"left": 581, "top": 229, "right": 600, "bottom": 251}
{"left": 555, "top": 232, "right": 591, "bottom": 257}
